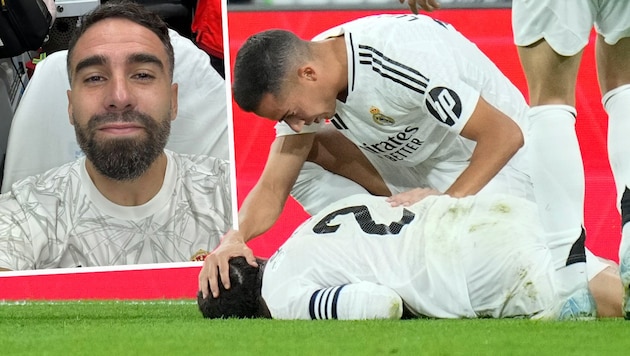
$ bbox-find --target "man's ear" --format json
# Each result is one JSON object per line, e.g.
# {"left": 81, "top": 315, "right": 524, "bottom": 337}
{"left": 297, "top": 66, "right": 317, "bottom": 81}
{"left": 170, "top": 83, "right": 178, "bottom": 121}
{"left": 67, "top": 90, "right": 75, "bottom": 126}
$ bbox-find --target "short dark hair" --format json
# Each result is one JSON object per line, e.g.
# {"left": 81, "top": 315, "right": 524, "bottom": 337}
{"left": 66, "top": 0, "right": 174, "bottom": 82}
{"left": 232, "top": 29, "right": 309, "bottom": 112}
{"left": 197, "top": 257, "right": 263, "bottom": 319}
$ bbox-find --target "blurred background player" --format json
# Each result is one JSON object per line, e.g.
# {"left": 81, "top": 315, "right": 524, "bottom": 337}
{"left": 511, "top": 0, "right": 630, "bottom": 318}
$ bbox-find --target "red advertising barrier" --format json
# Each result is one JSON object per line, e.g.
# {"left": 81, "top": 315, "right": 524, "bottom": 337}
{"left": 0, "top": 263, "right": 202, "bottom": 300}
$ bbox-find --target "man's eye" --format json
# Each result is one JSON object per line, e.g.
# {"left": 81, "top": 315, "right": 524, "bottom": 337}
{"left": 134, "top": 72, "right": 155, "bottom": 80}
{"left": 84, "top": 75, "right": 104, "bottom": 83}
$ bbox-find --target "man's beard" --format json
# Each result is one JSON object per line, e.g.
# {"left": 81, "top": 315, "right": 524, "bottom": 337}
{"left": 74, "top": 110, "right": 171, "bottom": 181}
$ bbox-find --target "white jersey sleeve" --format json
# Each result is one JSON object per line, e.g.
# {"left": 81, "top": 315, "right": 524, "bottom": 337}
{"left": 266, "top": 280, "right": 403, "bottom": 320}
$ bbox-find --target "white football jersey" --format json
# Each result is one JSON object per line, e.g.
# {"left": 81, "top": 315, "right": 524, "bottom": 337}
{"left": 277, "top": 14, "right": 532, "bottom": 197}
{"left": 262, "top": 193, "right": 556, "bottom": 319}
{"left": 0, "top": 150, "right": 232, "bottom": 270}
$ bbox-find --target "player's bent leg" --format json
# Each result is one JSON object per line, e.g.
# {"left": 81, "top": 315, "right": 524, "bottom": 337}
{"left": 589, "top": 266, "right": 624, "bottom": 318}
{"left": 459, "top": 197, "right": 557, "bottom": 319}
{"left": 595, "top": 36, "right": 630, "bottom": 96}
{"left": 516, "top": 41, "right": 583, "bottom": 106}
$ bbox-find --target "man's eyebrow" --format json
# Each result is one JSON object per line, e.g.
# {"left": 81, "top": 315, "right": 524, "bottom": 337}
{"left": 74, "top": 55, "right": 107, "bottom": 75}
{"left": 127, "top": 53, "right": 165, "bottom": 72}
{"left": 73, "top": 53, "right": 166, "bottom": 75}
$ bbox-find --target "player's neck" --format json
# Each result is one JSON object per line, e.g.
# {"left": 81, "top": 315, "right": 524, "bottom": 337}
{"left": 85, "top": 153, "right": 168, "bottom": 206}
{"left": 314, "top": 36, "right": 348, "bottom": 101}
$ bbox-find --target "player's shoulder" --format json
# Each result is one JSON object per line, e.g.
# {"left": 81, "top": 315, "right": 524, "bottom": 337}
{"left": 354, "top": 14, "right": 447, "bottom": 37}
{"left": 9, "top": 160, "right": 82, "bottom": 199}
{"left": 315, "top": 14, "right": 440, "bottom": 41}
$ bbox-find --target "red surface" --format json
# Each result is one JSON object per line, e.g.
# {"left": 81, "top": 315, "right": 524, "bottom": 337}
{"left": 0, "top": 264, "right": 201, "bottom": 300}
{"left": 228, "top": 9, "right": 621, "bottom": 262}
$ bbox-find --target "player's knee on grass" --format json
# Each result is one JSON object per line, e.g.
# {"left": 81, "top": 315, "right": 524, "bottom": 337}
{"left": 197, "top": 257, "right": 263, "bottom": 318}
{"left": 589, "top": 265, "right": 624, "bottom": 318}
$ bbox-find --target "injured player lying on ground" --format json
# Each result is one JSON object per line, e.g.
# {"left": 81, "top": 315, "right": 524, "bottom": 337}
{"left": 197, "top": 193, "right": 589, "bottom": 320}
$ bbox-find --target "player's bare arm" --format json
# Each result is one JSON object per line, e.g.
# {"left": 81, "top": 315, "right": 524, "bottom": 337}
{"left": 445, "top": 96, "right": 524, "bottom": 198}
{"left": 199, "top": 133, "right": 316, "bottom": 298}
{"left": 199, "top": 230, "right": 256, "bottom": 299}
{"left": 387, "top": 188, "right": 441, "bottom": 207}
{"left": 400, "top": 0, "right": 440, "bottom": 14}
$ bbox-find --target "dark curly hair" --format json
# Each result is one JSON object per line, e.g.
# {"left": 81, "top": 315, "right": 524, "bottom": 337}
{"left": 232, "top": 29, "right": 310, "bottom": 112}
{"left": 197, "top": 257, "right": 265, "bottom": 319}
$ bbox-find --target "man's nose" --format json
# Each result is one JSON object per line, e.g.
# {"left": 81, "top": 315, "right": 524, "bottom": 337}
{"left": 105, "top": 76, "right": 135, "bottom": 111}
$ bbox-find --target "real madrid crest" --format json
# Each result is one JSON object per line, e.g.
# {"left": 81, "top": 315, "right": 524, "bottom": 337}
{"left": 190, "top": 249, "right": 210, "bottom": 262}
{"left": 370, "top": 106, "right": 395, "bottom": 126}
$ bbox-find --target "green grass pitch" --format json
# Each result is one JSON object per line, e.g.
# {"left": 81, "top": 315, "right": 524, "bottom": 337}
{"left": 0, "top": 300, "right": 628, "bottom": 355}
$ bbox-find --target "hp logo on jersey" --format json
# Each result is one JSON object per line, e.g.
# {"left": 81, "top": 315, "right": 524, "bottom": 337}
{"left": 426, "top": 87, "right": 462, "bottom": 126}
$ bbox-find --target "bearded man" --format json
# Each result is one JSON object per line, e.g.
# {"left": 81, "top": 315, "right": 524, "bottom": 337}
{"left": 0, "top": 1, "right": 232, "bottom": 271}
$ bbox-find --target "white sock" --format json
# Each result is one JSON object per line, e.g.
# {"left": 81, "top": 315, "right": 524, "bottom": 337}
{"left": 603, "top": 84, "right": 630, "bottom": 263}
{"left": 527, "top": 105, "right": 589, "bottom": 298}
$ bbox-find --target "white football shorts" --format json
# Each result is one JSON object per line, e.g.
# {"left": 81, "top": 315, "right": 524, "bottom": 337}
{"left": 512, "top": 0, "right": 630, "bottom": 56}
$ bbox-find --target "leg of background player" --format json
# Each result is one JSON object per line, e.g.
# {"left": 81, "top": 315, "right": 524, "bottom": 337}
{"left": 597, "top": 34, "right": 630, "bottom": 319}
{"left": 518, "top": 40, "right": 596, "bottom": 319}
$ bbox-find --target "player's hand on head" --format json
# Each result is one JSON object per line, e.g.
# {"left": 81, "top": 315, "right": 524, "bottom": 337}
{"left": 386, "top": 188, "right": 441, "bottom": 207}
{"left": 399, "top": 0, "right": 441, "bottom": 14}
{"left": 198, "top": 230, "right": 258, "bottom": 299}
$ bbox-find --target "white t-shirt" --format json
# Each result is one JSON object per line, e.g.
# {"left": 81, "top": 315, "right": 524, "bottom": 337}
{"left": 262, "top": 193, "right": 556, "bottom": 319}
{"left": 0, "top": 150, "right": 232, "bottom": 270}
